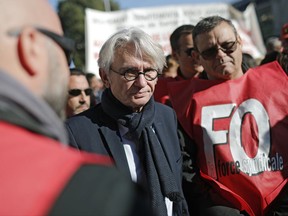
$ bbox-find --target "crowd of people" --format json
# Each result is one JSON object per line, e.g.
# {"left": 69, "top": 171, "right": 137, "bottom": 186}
{"left": 1, "top": 0, "right": 288, "bottom": 215}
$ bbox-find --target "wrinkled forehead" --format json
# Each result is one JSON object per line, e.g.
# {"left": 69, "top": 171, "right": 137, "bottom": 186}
{"left": 0, "top": 0, "right": 62, "bottom": 34}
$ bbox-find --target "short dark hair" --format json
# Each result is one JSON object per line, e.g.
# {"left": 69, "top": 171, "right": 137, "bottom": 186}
{"left": 85, "top": 73, "right": 96, "bottom": 86}
{"left": 170, "top": 24, "right": 194, "bottom": 51}
{"left": 69, "top": 68, "right": 86, "bottom": 76}
{"left": 192, "top": 16, "right": 238, "bottom": 51}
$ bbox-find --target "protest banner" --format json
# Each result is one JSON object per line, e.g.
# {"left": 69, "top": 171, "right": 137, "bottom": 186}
{"left": 85, "top": 3, "right": 265, "bottom": 76}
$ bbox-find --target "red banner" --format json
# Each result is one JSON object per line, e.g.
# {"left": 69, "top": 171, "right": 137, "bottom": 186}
{"left": 168, "top": 61, "right": 288, "bottom": 216}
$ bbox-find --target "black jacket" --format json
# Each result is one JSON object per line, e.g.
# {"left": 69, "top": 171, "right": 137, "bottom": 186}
{"left": 65, "top": 102, "right": 189, "bottom": 216}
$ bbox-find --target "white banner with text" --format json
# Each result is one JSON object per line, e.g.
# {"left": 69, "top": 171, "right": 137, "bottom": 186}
{"left": 85, "top": 3, "right": 265, "bottom": 76}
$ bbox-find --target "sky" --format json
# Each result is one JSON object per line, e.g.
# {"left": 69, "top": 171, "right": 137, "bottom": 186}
{"left": 49, "top": 0, "right": 238, "bottom": 11}
{"left": 116, "top": 0, "right": 237, "bottom": 10}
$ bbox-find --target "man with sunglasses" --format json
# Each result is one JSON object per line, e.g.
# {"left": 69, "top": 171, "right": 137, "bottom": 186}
{"left": 66, "top": 27, "right": 189, "bottom": 216}
{"left": 0, "top": 0, "right": 151, "bottom": 215}
{"left": 192, "top": 17, "right": 243, "bottom": 80}
{"left": 154, "top": 24, "right": 205, "bottom": 105}
{"left": 170, "top": 24, "right": 205, "bottom": 80}
{"left": 66, "top": 68, "right": 91, "bottom": 117}
{"left": 169, "top": 15, "right": 288, "bottom": 216}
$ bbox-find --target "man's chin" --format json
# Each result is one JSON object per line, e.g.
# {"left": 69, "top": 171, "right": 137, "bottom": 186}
{"left": 131, "top": 98, "right": 150, "bottom": 110}
{"left": 216, "top": 64, "right": 235, "bottom": 76}
{"left": 75, "top": 106, "right": 89, "bottom": 114}
{"left": 221, "top": 69, "right": 234, "bottom": 76}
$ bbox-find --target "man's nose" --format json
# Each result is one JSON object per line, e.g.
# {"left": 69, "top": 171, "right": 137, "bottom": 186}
{"left": 79, "top": 91, "right": 88, "bottom": 100}
{"left": 134, "top": 73, "right": 147, "bottom": 87}
{"left": 215, "top": 47, "right": 227, "bottom": 59}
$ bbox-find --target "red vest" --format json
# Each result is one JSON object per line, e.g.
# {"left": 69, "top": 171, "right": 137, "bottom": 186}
{"left": 154, "top": 74, "right": 197, "bottom": 105}
{"left": 0, "top": 122, "right": 111, "bottom": 216}
{"left": 154, "top": 76, "right": 175, "bottom": 104}
{"left": 169, "top": 61, "right": 288, "bottom": 216}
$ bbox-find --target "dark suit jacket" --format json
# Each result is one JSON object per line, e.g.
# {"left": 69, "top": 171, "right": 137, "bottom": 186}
{"left": 65, "top": 102, "right": 189, "bottom": 216}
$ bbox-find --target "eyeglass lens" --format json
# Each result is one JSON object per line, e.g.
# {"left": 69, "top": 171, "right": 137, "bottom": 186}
{"left": 68, "top": 88, "right": 92, "bottom": 96}
{"left": 110, "top": 68, "right": 159, "bottom": 81}
{"left": 125, "top": 69, "right": 158, "bottom": 81}
{"left": 200, "top": 41, "right": 238, "bottom": 60}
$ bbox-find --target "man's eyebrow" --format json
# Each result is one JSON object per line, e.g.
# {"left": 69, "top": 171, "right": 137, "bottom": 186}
{"left": 120, "top": 66, "right": 139, "bottom": 71}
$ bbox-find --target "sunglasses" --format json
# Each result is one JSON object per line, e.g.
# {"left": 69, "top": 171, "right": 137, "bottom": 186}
{"left": 185, "top": 47, "right": 195, "bottom": 57}
{"left": 68, "top": 88, "right": 92, "bottom": 97}
{"left": 36, "top": 28, "right": 75, "bottom": 66}
{"left": 8, "top": 27, "right": 75, "bottom": 66}
{"left": 199, "top": 40, "right": 238, "bottom": 60}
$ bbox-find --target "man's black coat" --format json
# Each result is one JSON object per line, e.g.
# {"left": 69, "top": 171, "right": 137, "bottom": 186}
{"left": 65, "top": 102, "right": 189, "bottom": 216}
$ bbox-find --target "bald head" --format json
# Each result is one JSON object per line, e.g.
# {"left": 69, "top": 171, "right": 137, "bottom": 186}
{"left": 0, "top": 0, "right": 62, "bottom": 34}
{"left": 0, "top": 0, "right": 68, "bottom": 88}
{"left": 0, "top": 0, "right": 71, "bottom": 119}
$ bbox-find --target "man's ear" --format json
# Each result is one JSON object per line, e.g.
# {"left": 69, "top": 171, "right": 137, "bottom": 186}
{"left": 171, "top": 50, "right": 180, "bottom": 63}
{"left": 237, "top": 35, "right": 243, "bottom": 47}
{"left": 99, "top": 68, "right": 110, "bottom": 88}
{"left": 17, "top": 27, "right": 46, "bottom": 76}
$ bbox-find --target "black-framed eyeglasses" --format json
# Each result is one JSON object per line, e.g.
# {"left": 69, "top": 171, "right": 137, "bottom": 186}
{"left": 185, "top": 47, "right": 195, "bottom": 57}
{"left": 8, "top": 27, "right": 75, "bottom": 66}
{"left": 68, "top": 88, "right": 92, "bottom": 97}
{"left": 199, "top": 40, "right": 238, "bottom": 60}
{"left": 110, "top": 67, "right": 159, "bottom": 81}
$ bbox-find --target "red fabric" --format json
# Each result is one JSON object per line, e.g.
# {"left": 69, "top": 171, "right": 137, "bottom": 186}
{"left": 169, "top": 61, "right": 288, "bottom": 216}
{"left": 0, "top": 122, "right": 112, "bottom": 216}
{"left": 154, "top": 73, "right": 199, "bottom": 105}
{"left": 154, "top": 76, "right": 175, "bottom": 104}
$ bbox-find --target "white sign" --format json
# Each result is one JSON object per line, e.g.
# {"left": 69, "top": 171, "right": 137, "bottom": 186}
{"left": 85, "top": 3, "right": 265, "bottom": 76}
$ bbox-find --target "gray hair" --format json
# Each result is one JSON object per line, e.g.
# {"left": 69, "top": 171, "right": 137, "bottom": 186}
{"left": 98, "top": 27, "right": 166, "bottom": 74}
{"left": 193, "top": 15, "right": 238, "bottom": 51}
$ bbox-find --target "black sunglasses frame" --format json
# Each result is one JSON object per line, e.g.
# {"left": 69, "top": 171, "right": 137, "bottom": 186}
{"left": 200, "top": 40, "right": 238, "bottom": 60}
{"left": 7, "top": 27, "right": 75, "bottom": 66}
{"left": 68, "top": 88, "right": 92, "bottom": 97}
{"left": 35, "top": 28, "right": 75, "bottom": 66}
{"left": 185, "top": 47, "right": 195, "bottom": 57}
